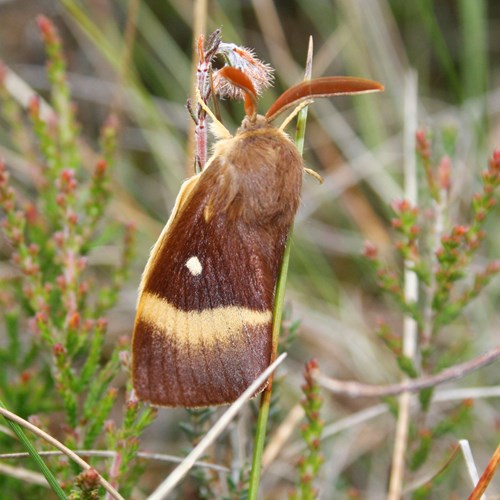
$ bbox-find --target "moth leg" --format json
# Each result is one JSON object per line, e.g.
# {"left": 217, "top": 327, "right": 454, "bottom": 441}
{"left": 304, "top": 167, "right": 324, "bottom": 184}
{"left": 278, "top": 99, "right": 313, "bottom": 132}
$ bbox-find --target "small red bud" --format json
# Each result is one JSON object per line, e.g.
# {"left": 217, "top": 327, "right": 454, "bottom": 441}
{"left": 36, "top": 15, "right": 60, "bottom": 44}
{"left": 391, "top": 198, "right": 411, "bottom": 213}
{"left": 53, "top": 343, "right": 65, "bottom": 356}
{"left": 410, "top": 225, "right": 421, "bottom": 236}
{"left": 68, "top": 312, "right": 80, "bottom": 330}
{"left": 96, "top": 317, "right": 108, "bottom": 330}
{"left": 416, "top": 129, "right": 427, "bottom": 145}
{"left": 24, "top": 203, "right": 38, "bottom": 224}
{"left": 437, "top": 156, "right": 451, "bottom": 190}
{"left": 126, "top": 399, "right": 139, "bottom": 411}
{"left": 486, "top": 261, "right": 500, "bottom": 274}
{"left": 391, "top": 218, "right": 402, "bottom": 230}
{"left": 34, "top": 311, "right": 48, "bottom": 325}
{"left": 53, "top": 231, "right": 64, "bottom": 247}
{"left": 55, "top": 193, "right": 66, "bottom": 207}
{"left": 95, "top": 159, "right": 107, "bottom": 176}
{"left": 28, "top": 95, "right": 40, "bottom": 116}
{"left": 104, "top": 420, "right": 116, "bottom": 433}
{"left": 489, "top": 149, "right": 500, "bottom": 170}
{"left": 67, "top": 211, "right": 78, "bottom": 225}
{"left": 452, "top": 225, "right": 469, "bottom": 237}
{"left": 363, "top": 241, "right": 378, "bottom": 259}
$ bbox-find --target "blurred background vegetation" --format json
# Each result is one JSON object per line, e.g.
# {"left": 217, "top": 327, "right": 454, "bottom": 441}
{"left": 0, "top": 0, "right": 499, "bottom": 497}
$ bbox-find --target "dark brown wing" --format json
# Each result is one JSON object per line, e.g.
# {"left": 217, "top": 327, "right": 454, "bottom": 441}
{"left": 132, "top": 168, "right": 288, "bottom": 407}
{"left": 132, "top": 122, "right": 304, "bottom": 407}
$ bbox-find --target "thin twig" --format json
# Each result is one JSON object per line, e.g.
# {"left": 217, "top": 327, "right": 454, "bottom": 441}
{"left": 0, "top": 407, "right": 124, "bottom": 500}
{"left": 403, "top": 443, "right": 461, "bottom": 494}
{"left": 147, "top": 353, "right": 287, "bottom": 500}
{"left": 317, "top": 345, "right": 500, "bottom": 398}
{"left": 459, "top": 440, "right": 486, "bottom": 500}
{"left": 187, "top": 0, "right": 208, "bottom": 175}
{"left": 247, "top": 36, "right": 314, "bottom": 500}
{"left": 388, "top": 70, "right": 418, "bottom": 500}
{"left": 469, "top": 440, "right": 500, "bottom": 500}
{"left": 0, "top": 462, "right": 48, "bottom": 487}
{"left": 282, "top": 385, "right": 500, "bottom": 460}
{"left": 0, "top": 450, "right": 228, "bottom": 473}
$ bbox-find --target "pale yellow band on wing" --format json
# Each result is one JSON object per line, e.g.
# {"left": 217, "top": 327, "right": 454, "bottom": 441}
{"left": 138, "top": 292, "right": 272, "bottom": 347}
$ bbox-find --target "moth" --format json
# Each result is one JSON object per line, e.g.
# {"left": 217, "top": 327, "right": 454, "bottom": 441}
{"left": 132, "top": 67, "right": 383, "bottom": 407}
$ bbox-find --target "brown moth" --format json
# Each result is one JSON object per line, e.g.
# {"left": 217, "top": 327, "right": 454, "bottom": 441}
{"left": 132, "top": 67, "right": 383, "bottom": 407}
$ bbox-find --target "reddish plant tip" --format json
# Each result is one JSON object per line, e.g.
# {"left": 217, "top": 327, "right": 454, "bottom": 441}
{"left": 391, "top": 198, "right": 412, "bottom": 213}
{"left": 76, "top": 468, "right": 100, "bottom": 491}
{"left": 452, "top": 225, "right": 469, "bottom": 237}
{"left": 36, "top": 15, "right": 58, "bottom": 43}
{"left": 28, "top": 95, "right": 40, "bottom": 115}
{"left": 489, "top": 149, "right": 500, "bottom": 170}
{"left": 305, "top": 358, "right": 320, "bottom": 372}
{"left": 363, "top": 240, "right": 378, "bottom": 259}
{"left": 96, "top": 317, "right": 108, "bottom": 330}
{"left": 415, "top": 129, "right": 428, "bottom": 145}
{"left": 438, "top": 156, "right": 452, "bottom": 190}
{"left": 95, "top": 159, "right": 107, "bottom": 176}
{"left": 68, "top": 311, "right": 80, "bottom": 330}
{"left": 197, "top": 34, "right": 205, "bottom": 60}
{"left": 53, "top": 343, "right": 66, "bottom": 356}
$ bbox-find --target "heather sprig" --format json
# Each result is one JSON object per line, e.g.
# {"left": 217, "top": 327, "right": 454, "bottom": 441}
{"left": 364, "top": 132, "right": 500, "bottom": 483}
{"left": 0, "top": 16, "right": 154, "bottom": 497}
{"left": 290, "top": 359, "right": 324, "bottom": 500}
{"left": 365, "top": 139, "right": 500, "bottom": 352}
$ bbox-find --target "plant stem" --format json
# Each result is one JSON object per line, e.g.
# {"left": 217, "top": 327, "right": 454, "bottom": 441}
{"left": 388, "top": 70, "right": 418, "bottom": 499}
{"left": 247, "top": 36, "right": 313, "bottom": 500}
{"left": 0, "top": 400, "right": 67, "bottom": 500}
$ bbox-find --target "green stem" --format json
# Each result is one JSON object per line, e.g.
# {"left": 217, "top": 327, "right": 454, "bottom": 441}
{"left": 247, "top": 37, "right": 313, "bottom": 500}
{"left": 0, "top": 400, "right": 67, "bottom": 499}
{"left": 248, "top": 237, "right": 292, "bottom": 499}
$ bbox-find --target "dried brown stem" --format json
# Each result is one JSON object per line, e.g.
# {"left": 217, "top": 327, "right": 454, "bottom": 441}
{"left": 318, "top": 345, "right": 500, "bottom": 398}
{"left": 469, "top": 440, "right": 500, "bottom": 500}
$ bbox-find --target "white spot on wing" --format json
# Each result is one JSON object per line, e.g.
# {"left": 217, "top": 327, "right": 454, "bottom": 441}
{"left": 185, "top": 256, "right": 202, "bottom": 276}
